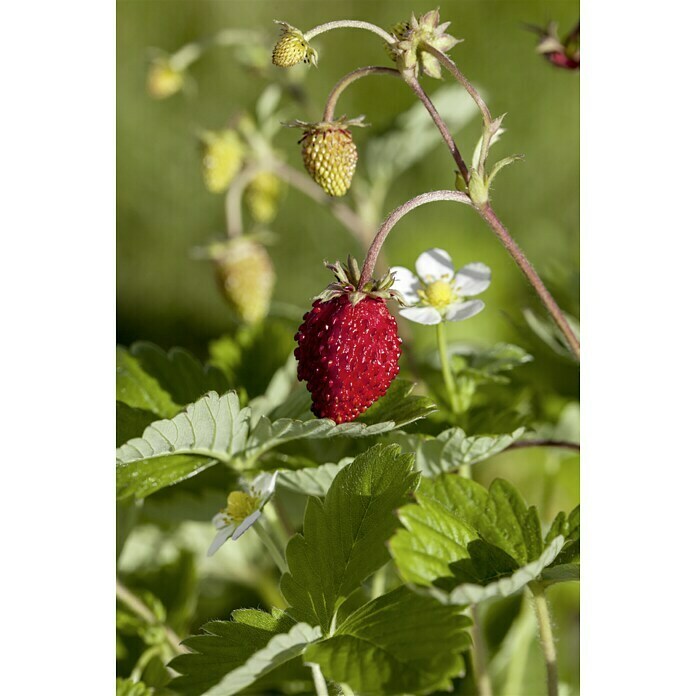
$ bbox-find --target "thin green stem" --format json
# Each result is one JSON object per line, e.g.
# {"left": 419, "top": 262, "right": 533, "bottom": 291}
{"left": 470, "top": 605, "right": 494, "bottom": 696}
{"left": 323, "top": 66, "right": 400, "bottom": 122}
{"left": 253, "top": 519, "right": 288, "bottom": 573}
{"left": 436, "top": 322, "right": 460, "bottom": 414}
{"left": 116, "top": 578, "right": 188, "bottom": 655}
{"left": 339, "top": 683, "right": 356, "bottom": 696}
{"left": 305, "top": 20, "right": 394, "bottom": 44}
{"left": 310, "top": 663, "right": 330, "bottom": 696}
{"left": 529, "top": 582, "right": 559, "bottom": 696}
{"left": 358, "top": 190, "right": 473, "bottom": 288}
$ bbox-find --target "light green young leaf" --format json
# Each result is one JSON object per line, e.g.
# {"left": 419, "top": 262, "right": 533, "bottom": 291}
{"left": 281, "top": 445, "right": 419, "bottom": 632}
{"left": 116, "top": 381, "right": 433, "bottom": 499}
{"left": 169, "top": 609, "right": 309, "bottom": 696}
{"left": 116, "top": 392, "right": 251, "bottom": 499}
{"left": 391, "top": 427, "right": 525, "bottom": 476}
{"left": 276, "top": 459, "right": 352, "bottom": 497}
{"left": 305, "top": 586, "right": 471, "bottom": 695}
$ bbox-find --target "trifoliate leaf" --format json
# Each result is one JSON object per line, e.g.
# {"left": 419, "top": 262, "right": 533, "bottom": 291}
{"left": 276, "top": 459, "right": 352, "bottom": 497}
{"left": 169, "top": 610, "right": 315, "bottom": 696}
{"left": 304, "top": 586, "right": 471, "bottom": 695}
{"left": 391, "top": 427, "right": 525, "bottom": 476}
{"left": 281, "top": 445, "right": 419, "bottom": 632}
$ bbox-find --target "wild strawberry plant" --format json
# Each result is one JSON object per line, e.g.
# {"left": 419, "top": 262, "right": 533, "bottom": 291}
{"left": 118, "top": 9, "right": 580, "bottom": 696}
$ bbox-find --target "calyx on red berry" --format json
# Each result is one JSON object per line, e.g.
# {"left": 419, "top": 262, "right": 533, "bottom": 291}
{"left": 294, "top": 257, "right": 405, "bottom": 423}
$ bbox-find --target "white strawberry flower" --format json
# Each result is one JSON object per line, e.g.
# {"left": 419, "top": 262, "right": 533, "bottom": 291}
{"left": 391, "top": 248, "right": 491, "bottom": 325}
{"left": 207, "top": 471, "right": 278, "bottom": 556}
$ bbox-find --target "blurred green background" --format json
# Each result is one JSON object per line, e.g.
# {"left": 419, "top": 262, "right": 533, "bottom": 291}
{"left": 117, "top": 0, "right": 578, "bottom": 364}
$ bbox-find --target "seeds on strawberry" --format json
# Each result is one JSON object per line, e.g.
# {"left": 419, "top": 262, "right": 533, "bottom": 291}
{"left": 286, "top": 117, "right": 367, "bottom": 197}
{"left": 294, "top": 258, "right": 404, "bottom": 423}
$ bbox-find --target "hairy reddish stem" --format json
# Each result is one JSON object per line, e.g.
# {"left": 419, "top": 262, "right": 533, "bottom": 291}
{"left": 323, "top": 66, "right": 400, "bottom": 122}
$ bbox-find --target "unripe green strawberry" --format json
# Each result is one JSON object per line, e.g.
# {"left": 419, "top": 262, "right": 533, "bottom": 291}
{"left": 215, "top": 238, "right": 275, "bottom": 324}
{"left": 244, "top": 172, "right": 283, "bottom": 224}
{"left": 200, "top": 130, "right": 245, "bottom": 194}
{"left": 272, "top": 22, "right": 317, "bottom": 68}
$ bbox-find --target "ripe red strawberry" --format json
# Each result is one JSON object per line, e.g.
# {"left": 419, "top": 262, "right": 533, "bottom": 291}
{"left": 294, "top": 257, "right": 404, "bottom": 423}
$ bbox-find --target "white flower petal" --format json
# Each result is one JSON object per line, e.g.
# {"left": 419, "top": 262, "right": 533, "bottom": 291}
{"left": 453, "top": 262, "right": 491, "bottom": 296}
{"left": 415, "top": 248, "right": 455, "bottom": 283}
{"left": 251, "top": 470, "right": 279, "bottom": 501}
{"left": 231, "top": 509, "right": 262, "bottom": 540}
{"left": 399, "top": 306, "right": 442, "bottom": 325}
{"left": 390, "top": 266, "right": 421, "bottom": 305}
{"left": 207, "top": 524, "right": 237, "bottom": 556}
{"left": 212, "top": 511, "right": 232, "bottom": 530}
{"left": 444, "top": 300, "right": 485, "bottom": 322}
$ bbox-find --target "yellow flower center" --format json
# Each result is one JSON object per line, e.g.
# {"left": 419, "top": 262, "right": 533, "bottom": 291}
{"left": 225, "top": 491, "right": 260, "bottom": 522}
{"left": 421, "top": 280, "right": 455, "bottom": 309}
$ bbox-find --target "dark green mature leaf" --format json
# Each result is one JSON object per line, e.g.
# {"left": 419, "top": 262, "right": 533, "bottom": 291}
{"left": 130, "top": 342, "right": 232, "bottom": 408}
{"left": 305, "top": 586, "right": 471, "bottom": 695}
{"left": 117, "top": 401, "right": 158, "bottom": 447}
{"left": 390, "top": 476, "right": 572, "bottom": 604}
{"left": 391, "top": 427, "right": 525, "bottom": 476}
{"left": 169, "top": 609, "right": 315, "bottom": 696}
{"left": 281, "top": 445, "right": 419, "bottom": 632}
{"left": 358, "top": 379, "right": 438, "bottom": 427}
{"left": 541, "top": 505, "right": 580, "bottom": 586}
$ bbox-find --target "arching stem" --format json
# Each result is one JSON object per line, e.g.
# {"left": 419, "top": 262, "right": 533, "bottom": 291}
{"left": 529, "top": 581, "right": 559, "bottom": 696}
{"left": 403, "top": 74, "right": 470, "bottom": 182}
{"left": 358, "top": 190, "right": 473, "bottom": 289}
{"left": 423, "top": 44, "right": 492, "bottom": 127}
{"left": 323, "top": 66, "right": 400, "bottom": 122}
{"left": 304, "top": 20, "right": 394, "bottom": 44}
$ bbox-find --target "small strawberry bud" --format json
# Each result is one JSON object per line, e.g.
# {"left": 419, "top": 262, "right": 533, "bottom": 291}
{"left": 214, "top": 238, "right": 275, "bottom": 324}
{"left": 272, "top": 22, "right": 318, "bottom": 68}
{"left": 147, "top": 57, "right": 185, "bottom": 99}
{"left": 286, "top": 116, "right": 366, "bottom": 197}
{"left": 294, "top": 258, "right": 403, "bottom": 423}
{"left": 244, "top": 172, "right": 284, "bottom": 224}
{"left": 386, "top": 9, "right": 462, "bottom": 79}
{"left": 529, "top": 21, "right": 580, "bottom": 71}
{"left": 199, "top": 130, "right": 245, "bottom": 194}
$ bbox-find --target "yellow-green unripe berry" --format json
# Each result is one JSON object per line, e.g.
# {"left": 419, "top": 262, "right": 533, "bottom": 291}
{"left": 215, "top": 238, "right": 275, "bottom": 324}
{"left": 301, "top": 125, "right": 358, "bottom": 197}
{"left": 200, "top": 130, "right": 245, "bottom": 193}
{"left": 272, "top": 23, "right": 317, "bottom": 68}
{"left": 244, "top": 172, "right": 283, "bottom": 223}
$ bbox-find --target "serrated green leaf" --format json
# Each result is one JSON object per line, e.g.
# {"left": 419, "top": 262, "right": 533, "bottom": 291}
{"left": 391, "top": 427, "right": 525, "bottom": 476}
{"left": 276, "top": 459, "right": 352, "bottom": 497}
{"left": 169, "top": 609, "right": 306, "bottom": 695}
{"left": 281, "top": 445, "right": 419, "bottom": 632}
{"left": 117, "top": 401, "right": 158, "bottom": 447}
{"left": 428, "top": 536, "right": 565, "bottom": 605}
{"left": 116, "top": 381, "right": 433, "bottom": 499}
{"left": 357, "top": 379, "right": 437, "bottom": 427}
{"left": 390, "top": 476, "right": 577, "bottom": 603}
{"left": 305, "top": 586, "right": 471, "bottom": 695}
{"left": 116, "top": 392, "right": 250, "bottom": 499}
